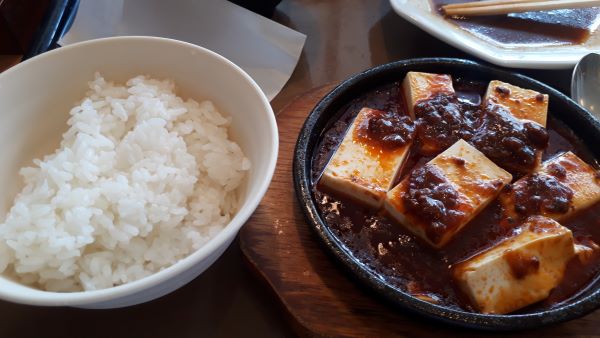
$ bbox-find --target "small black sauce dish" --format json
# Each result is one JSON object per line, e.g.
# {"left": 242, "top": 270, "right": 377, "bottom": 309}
{"left": 292, "top": 58, "right": 600, "bottom": 330}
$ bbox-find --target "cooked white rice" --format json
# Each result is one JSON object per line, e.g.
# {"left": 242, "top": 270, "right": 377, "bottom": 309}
{"left": 0, "top": 74, "right": 250, "bottom": 291}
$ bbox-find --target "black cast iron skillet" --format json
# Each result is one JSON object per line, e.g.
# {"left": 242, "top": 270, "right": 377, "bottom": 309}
{"left": 293, "top": 58, "right": 600, "bottom": 330}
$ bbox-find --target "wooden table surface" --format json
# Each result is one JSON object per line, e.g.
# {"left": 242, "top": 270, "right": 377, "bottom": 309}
{"left": 0, "top": 0, "right": 584, "bottom": 337}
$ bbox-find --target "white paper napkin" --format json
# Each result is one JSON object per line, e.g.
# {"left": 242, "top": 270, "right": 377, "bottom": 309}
{"left": 59, "top": 0, "right": 306, "bottom": 101}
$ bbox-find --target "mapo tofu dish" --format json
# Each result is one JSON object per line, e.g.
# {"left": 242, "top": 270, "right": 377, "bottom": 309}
{"left": 312, "top": 72, "right": 600, "bottom": 314}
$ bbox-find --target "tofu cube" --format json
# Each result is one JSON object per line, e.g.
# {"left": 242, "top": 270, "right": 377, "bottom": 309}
{"left": 500, "top": 151, "right": 600, "bottom": 222}
{"left": 318, "top": 107, "right": 413, "bottom": 208}
{"left": 453, "top": 216, "right": 575, "bottom": 314}
{"left": 384, "top": 139, "right": 512, "bottom": 248}
{"left": 483, "top": 80, "right": 549, "bottom": 170}
{"left": 402, "top": 72, "right": 454, "bottom": 118}
{"left": 483, "top": 80, "right": 548, "bottom": 127}
{"left": 575, "top": 240, "right": 599, "bottom": 264}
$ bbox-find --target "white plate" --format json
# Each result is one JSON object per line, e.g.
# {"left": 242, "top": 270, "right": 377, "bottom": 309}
{"left": 390, "top": 0, "right": 600, "bottom": 69}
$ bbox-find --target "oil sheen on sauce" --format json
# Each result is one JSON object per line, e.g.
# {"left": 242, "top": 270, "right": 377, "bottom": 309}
{"left": 311, "top": 80, "right": 600, "bottom": 312}
{"left": 431, "top": 0, "right": 600, "bottom": 46}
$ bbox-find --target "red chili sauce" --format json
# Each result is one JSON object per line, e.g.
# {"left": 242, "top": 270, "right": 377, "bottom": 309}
{"left": 311, "top": 80, "right": 600, "bottom": 312}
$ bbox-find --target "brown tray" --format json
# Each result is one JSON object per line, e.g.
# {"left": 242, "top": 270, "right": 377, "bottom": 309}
{"left": 239, "top": 84, "right": 600, "bottom": 337}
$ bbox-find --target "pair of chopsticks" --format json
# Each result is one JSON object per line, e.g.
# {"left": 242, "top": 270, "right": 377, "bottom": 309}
{"left": 442, "top": 0, "right": 600, "bottom": 17}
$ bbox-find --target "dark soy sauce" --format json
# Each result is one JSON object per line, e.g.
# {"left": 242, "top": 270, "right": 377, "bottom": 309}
{"left": 432, "top": 0, "right": 600, "bottom": 46}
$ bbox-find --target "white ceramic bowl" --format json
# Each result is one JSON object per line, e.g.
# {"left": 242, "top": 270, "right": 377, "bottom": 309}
{"left": 0, "top": 36, "right": 278, "bottom": 308}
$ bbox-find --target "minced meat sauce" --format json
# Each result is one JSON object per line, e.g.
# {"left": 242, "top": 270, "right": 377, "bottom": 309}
{"left": 504, "top": 249, "right": 541, "bottom": 280}
{"left": 355, "top": 109, "right": 415, "bottom": 150}
{"left": 512, "top": 174, "right": 574, "bottom": 216}
{"left": 413, "top": 93, "right": 481, "bottom": 155}
{"left": 414, "top": 94, "right": 549, "bottom": 176}
{"left": 471, "top": 104, "right": 549, "bottom": 175}
{"left": 404, "top": 164, "right": 465, "bottom": 244}
{"left": 312, "top": 80, "right": 600, "bottom": 312}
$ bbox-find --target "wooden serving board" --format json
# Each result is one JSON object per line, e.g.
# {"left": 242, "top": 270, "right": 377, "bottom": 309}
{"left": 239, "top": 85, "right": 600, "bottom": 337}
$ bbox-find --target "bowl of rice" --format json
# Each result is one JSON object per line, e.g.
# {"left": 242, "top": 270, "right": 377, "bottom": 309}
{"left": 0, "top": 36, "right": 278, "bottom": 308}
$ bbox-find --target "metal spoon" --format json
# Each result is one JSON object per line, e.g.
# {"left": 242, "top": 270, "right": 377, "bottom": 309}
{"left": 571, "top": 53, "right": 600, "bottom": 119}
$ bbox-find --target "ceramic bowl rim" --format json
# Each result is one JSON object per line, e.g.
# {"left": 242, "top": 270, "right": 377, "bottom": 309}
{"left": 0, "top": 36, "right": 279, "bottom": 306}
